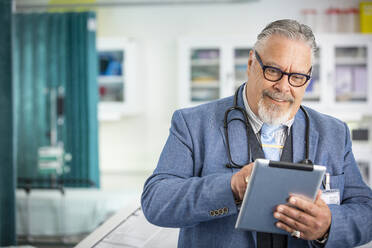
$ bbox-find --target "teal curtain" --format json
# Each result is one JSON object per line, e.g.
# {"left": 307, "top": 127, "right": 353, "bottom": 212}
{"left": 13, "top": 12, "right": 100, "bottom": 188}
{"left": 0, "top": 0, "right": 16, "bottom": 245}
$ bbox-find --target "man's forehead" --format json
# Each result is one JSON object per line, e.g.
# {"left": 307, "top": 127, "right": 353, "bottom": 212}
{"left": 260, "top": 35, "right": 311, "bottom": 53}
{"left": 258, "top": 36, "right": 312, "bottom": 72}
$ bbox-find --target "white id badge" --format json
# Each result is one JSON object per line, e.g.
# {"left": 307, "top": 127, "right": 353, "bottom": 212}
{"left": 321, "top": 189, "right": 340, "bottom": 205}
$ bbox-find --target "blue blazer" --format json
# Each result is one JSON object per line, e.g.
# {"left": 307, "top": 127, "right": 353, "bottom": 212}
{"left": 141, "top": 85, "right": 372, "bottom": 248}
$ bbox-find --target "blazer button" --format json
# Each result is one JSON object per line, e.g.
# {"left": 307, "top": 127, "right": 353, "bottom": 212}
{"left": 210, "top": 210, "right": 215, "bottom": 216}
{"left": 214, "top": 210, "right": 219, "bottom": 216}
{"left": 218, "top": 209, "right": 224, "bottom": 215}
{"left": 223, "top": 207, "right": 228, "bottom": 214}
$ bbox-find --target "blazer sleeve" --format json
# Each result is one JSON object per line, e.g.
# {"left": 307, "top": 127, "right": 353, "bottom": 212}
{"left": 323, "top": 122, "right": 372, "bottom": 247}
{"left": 141, "top": 110, "right": 238, "bottom": 228}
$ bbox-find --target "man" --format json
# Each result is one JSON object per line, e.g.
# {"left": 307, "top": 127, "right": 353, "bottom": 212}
{"left": 141, "top": 19, "right": 372, "bottom": 248}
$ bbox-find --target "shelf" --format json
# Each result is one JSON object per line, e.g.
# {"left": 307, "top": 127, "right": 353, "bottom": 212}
{"left": 303, "top": 97, "right": 320, "bottom": 102}
{"left": 235, "top": 58, "right": 249, "bottom": 65}
{"left": 191, "top": 81, "right": 219, "bottom": 88}
{"left": 335, "top": 57, "right": 367, "bottom": 65}
{"left": 303, "top": 92, "right": 321, "bottom": 101}
{"left": 98, "top": 76, "right": 124, "bottom": 84}
{"left": 191, "top": 58, "right": 219, "bottom": 66}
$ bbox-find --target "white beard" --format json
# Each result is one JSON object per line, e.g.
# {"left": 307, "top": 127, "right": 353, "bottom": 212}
{"left": 257, "top": 93, "right": 292, "bottom": 125}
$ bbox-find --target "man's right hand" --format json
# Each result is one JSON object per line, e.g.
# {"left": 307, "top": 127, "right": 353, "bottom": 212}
{"left": 230, "top": 162, "right": 254, "bottom": 202}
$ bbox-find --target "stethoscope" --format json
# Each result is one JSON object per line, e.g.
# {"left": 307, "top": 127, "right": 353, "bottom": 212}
{"left": 224, "top": 83, "right": 313, "bottom": 169}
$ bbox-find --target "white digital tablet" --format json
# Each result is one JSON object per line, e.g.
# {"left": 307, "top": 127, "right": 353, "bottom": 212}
{"left": 235, "top": 159, "right": 326, "bottom": 234}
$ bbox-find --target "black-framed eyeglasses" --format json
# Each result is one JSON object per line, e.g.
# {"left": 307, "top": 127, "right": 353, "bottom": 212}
{"left": 254, "top": 50, "right": 312, "bottom": 87}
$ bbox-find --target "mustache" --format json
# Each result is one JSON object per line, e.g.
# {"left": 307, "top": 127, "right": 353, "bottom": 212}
{"left": 262, "top": 89, "right": 294, "bottom": 103}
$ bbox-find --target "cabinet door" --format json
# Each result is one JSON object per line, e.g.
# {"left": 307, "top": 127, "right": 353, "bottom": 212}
{"left": 190, "top": 48, "right": 221, "bottom": 102}
{"left": 327, "top": 36, "right": 372, "bottom": 116}
{"left": 353, "top": 148, "right": 372, "bottom": 187}
{"left": 303, "top": 47, "right": 321, "bottom": 102}
{"left": 358, "top": 160, "right": 371, "bottom": 187}
{"left": 98, "top": 50, "right": 124, "bottom": 103}
{"left": 313, "top": 35, "right": 372, "bottom": 119}
{"left": 178, "top": 37, "right": 256, "bottom": 107}
{"left": 97, "top": 38, "right": 137, "bottom": 120}
{"left": 234, "top": 47, "right": 251, "bottom": 90}
{"left": 178, "top": 42, "right": 224, "bottom": 107}
{"left": 334, "top": 45, "right": 368, "bottom": 103}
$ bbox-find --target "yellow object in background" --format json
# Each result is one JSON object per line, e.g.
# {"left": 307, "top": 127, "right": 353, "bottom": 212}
{"left": 360, "top": 2, "right": 372, "bottom": 33}
{"left": 49, "top": 0, "right": 96, "bottom": 4}
{"left": 48, "top": 0, "right": 96, "bottom": 12}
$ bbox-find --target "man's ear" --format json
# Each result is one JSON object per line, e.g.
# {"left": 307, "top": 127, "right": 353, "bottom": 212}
{"left": 246, "top": 49, "right": 254, "bottom": 77}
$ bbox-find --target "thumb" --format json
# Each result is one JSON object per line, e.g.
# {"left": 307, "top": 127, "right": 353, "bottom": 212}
{"left": 315, "top": 189, "right": 324, "bottom": 205}
{"left": 316, "top": 189, "right": 322, "bottom": 199}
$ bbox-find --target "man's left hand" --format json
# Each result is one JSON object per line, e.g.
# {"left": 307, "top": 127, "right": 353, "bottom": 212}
{"left": 273, "top": 190, "right": 331, "bottom": 240}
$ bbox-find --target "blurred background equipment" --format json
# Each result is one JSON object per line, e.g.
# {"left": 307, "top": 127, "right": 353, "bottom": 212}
{"left": 0, "top": 0, "right": 15, "bottom": 246}
{"left": 13, "top": 12, "right": 100, "bottom": 190}
{"left": 12, "top": 11, "right": 102, "bottom": 247}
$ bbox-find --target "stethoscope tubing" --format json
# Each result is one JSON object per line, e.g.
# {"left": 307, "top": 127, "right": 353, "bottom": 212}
{"left": 224, "top": 83, "right": 313, "bottom": 169}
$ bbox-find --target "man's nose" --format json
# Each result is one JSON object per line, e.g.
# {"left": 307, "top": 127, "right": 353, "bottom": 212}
{"left": 273, "top": 74, "right": 291, "bottom": 93}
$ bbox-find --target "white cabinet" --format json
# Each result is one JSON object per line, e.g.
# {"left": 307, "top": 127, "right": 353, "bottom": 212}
{"left": 349, "top": 119, "right": 372, "bottom": 187}
{"left": 178, "top": 36, "right": 255, "bottom": 107}
{"left": 178, "top": 34, "right": 372, "bottom": 120}
{"left": 314, "top": 35, "right": 372, "bottom": 120}
{"left": 354, "top": 147, "right": 372, "bottom": 187}
{"left": 97, "top": 38, "right": 137, "bottom": 120}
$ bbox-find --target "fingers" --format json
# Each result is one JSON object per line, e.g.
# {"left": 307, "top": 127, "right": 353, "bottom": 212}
{"left": 314, "top": 190, "right": 327, "bottom": 207}
{"left": 289, "top": 193, "right": 328, "bottom": 216}
{"left": 274, "top": 204, "right": 316, "bottom": 240}
{"left": 316, "top": 189, "right": 322, "bottom": 200}
{"left": 287, "top": 195, "right": 318, "bottom": 217}
{"left": 238, "top": 185, "right": 246, "bottom": 200}
{"left": 275, "top": 221, "right": 305, "bottom": 240}
{"left": 242, "top": 162, "right": 254, "bottom": 173}
{"left": 274, "top": 194, "right": 332, "bottom": 240}
{"left": 274, "top": 204, "right": 313, "bottom": 228}
{"left": 236, "top": 175, "right": 247, "bottom": 200}
{"left": 230, "top": 163, "right": 254, "bottom": 201}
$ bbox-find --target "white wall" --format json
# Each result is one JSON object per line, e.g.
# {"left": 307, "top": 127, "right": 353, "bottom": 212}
{"left": 96, "top": 0, "right": 361, "bottom": 188}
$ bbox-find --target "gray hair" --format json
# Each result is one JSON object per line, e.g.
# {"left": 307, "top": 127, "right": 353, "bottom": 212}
{"left": 254, "top": 19, "right": 317, "bottom": 63}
